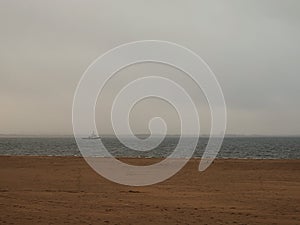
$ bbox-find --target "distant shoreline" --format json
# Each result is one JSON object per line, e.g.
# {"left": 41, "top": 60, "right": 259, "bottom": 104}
{"left": 1, "top": 135, "right": 300, "bottom": 138}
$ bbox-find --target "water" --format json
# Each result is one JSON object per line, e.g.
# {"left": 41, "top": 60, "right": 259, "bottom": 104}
{"left": 0, "top": 137, "right": 299, "bottom": 159}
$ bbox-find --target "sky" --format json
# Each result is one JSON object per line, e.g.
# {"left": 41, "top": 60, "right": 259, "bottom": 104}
{"left": 0, "top": 0, "right": 300, "bottom": 136}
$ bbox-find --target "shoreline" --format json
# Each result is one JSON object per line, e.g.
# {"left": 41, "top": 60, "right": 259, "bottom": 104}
{"left": 1, "top": 155, "right": 300, "bottom": 160}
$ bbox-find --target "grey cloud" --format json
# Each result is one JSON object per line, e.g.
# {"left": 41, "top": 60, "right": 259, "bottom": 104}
{"left": 0, "top": 0, "right": 299, "bottom": 135}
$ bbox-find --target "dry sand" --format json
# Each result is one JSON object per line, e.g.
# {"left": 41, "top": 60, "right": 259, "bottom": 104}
{"left": 0, "top": 156, "right": 299, "bottom": 225}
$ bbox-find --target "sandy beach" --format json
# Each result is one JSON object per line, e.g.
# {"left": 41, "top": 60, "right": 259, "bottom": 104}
{"left": 0, "top": 156, "right": 299, "bottom": 225}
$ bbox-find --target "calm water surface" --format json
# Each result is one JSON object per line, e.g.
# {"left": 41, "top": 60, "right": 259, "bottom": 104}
{"left": 0, "top": 137, "right": 299, "bottom": 159}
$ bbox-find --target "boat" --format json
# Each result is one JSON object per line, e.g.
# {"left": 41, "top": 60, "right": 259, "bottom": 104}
{"left": 82, "top": 131, "right": 101, "bottom": 140}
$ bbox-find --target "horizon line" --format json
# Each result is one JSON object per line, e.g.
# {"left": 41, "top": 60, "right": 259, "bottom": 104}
{"left": 1, "top": 133, "right": 300, "bottom": 138}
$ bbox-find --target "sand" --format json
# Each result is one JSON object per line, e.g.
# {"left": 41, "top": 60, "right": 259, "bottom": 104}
{"left": 0, "top": 156, "right": 299, "bottom": 225}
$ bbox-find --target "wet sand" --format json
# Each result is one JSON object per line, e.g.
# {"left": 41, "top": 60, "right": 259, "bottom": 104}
{"left": 0, "top": 156, "right": 299, "bottom": 224}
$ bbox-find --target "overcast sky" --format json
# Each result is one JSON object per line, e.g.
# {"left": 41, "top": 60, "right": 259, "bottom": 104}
{"left": 0, "top": 0, "right": 299, "bottom": 136}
